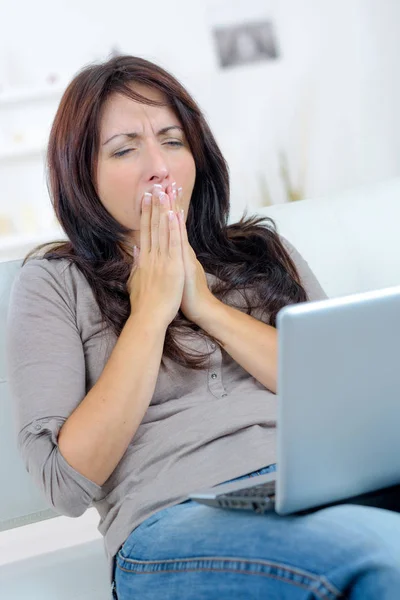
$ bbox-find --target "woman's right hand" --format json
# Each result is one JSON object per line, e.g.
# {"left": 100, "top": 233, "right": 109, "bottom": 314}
{"left": 127, "top": 185, "right": 185, "bottom": 328}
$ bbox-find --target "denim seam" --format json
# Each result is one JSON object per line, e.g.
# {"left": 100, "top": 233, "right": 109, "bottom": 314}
{"left": 116, "top": 555, "right": 345, "bottom": 599}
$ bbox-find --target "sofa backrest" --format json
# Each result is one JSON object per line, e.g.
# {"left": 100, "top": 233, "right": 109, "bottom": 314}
{"left": 0, "top": 260, "right": 57, "bottom": 533}
{"left": 254, "top": 178, "right": 400, "bottom": 298}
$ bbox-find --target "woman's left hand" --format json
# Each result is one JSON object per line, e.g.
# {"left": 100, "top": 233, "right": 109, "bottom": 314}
{"left": 134, "top": 184, "right": 216, "bottom": 322}
{"left": 169, "top": 185, "right": 216, "bottom": 323}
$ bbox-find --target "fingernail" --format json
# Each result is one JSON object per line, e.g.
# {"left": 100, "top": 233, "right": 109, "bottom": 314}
{"left": 144, "top": 193, "right": 152, "bottom": 205}
{"left": 159, "top": 192, "right": 167, "bottom": 204}
{"left": 171, "top": 181, "right": 177, "bottom": 190}
{"left": 153, "top": 184, "right": 163, "bottom": 197}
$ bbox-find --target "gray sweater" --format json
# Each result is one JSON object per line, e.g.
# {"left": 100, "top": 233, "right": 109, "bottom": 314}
{"left": 6, "top": 236, "right": 327, "bottom": 584}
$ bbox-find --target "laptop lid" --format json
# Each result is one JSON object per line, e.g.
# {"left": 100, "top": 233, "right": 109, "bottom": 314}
{"left": 275, "top": 285, "right": 400, "bottom": 515}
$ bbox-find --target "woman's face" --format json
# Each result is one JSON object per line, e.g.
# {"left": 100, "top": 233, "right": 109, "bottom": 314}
{"left": 96, "top": 84, "right": 196, "bottom": 249}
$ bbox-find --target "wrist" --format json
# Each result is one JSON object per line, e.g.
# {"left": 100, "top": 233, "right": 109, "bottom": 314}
{"left": 192, "top": 294, "right": 221, "bottom": 327}
{"left": 127, "top": 311, "right": 169, "bottom": 334}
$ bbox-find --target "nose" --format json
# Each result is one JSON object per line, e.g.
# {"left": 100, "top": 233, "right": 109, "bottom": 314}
{"left": 144, "top": 141, "right": 170, "bottom": 188}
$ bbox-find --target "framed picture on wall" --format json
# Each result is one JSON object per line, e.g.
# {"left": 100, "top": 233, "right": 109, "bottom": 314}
{"left": 212, "top": 20, "right": 279, "bottom": 69}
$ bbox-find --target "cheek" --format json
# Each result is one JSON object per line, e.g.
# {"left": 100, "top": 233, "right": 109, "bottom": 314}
{"left": 97, "top": 162, "right": 138, "bottom": 206}
{"left": 178, "top": 160, "right": 196, "bottom": 217}
{"left": 101, "top": 164, "right": 135, "bottom": 195}
{"left": 176, "top": 154, "right": 196, "bottom": 193}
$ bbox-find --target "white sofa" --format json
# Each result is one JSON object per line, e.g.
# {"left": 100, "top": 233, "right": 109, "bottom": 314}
{"left": 1, "top": 177, "right": 399, "bottom": 599}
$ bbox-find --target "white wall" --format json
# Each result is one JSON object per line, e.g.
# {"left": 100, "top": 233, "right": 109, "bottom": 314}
{"left": 0, "top": 0, "right": 399, "bottom": 253}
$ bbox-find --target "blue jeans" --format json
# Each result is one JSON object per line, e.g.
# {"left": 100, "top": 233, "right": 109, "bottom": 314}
{"left": 112, "top": 464, "right": 400, "bottom": 599}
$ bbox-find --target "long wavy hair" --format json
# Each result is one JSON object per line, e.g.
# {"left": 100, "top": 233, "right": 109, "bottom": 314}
{"left": 25, "top": 54, "right": 308, "bottom": 370}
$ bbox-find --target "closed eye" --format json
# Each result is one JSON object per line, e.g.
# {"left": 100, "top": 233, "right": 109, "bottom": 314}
{"left": 113, "top": 140, "right": 183, "bottom": 158}
{"left": 164, "top": 141, "right": 184, "bottom": 147}
{"left": 114, "top": 148, "right": 134, "bottom": 158}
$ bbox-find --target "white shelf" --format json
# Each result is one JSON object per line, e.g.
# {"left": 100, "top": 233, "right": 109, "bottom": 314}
{"left": 0, "top": 143, "right": 47, "bottom": 162}
{"left": 0, "top": 83, "right": 67, "bottom": 107}
{"left": 0, "top": 229, "right": 67, "bottom": 262}
{"left": 0, "top": 229, "right": 66, "bottom": 249}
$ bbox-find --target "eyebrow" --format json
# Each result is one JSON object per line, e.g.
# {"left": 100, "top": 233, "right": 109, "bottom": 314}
{"left": 102, "top": 126, "right": 184, "bottom": 146}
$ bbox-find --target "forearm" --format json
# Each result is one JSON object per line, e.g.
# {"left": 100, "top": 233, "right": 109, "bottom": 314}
{"left": 58, "top": 313, "right": 167, "bottom": 486}
{"left": 196, "top": 299, "right": 278, "bottom": 394}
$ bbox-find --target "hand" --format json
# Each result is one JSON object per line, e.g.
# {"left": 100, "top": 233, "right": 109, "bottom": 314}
{"left": 134, "top": 183, "right": 215, "bottom": 323}
{"left": 169, "top": 185, "right": 216, "bottom": 323}
{"left": 127, "top": 186, "right": 185, "bottom": 328}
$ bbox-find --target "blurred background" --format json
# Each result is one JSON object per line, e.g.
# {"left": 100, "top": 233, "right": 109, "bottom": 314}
{"left": 0, "top": 0, "right": 399, "bottom": 261}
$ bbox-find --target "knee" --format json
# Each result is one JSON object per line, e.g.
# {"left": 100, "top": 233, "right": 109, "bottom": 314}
{"left": 313, "top": 504, "right": 400, "bottom": 564}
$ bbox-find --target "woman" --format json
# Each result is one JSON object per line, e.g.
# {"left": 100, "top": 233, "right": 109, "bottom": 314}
{"left": 6, "top": 55, "right": 400, "bottom": 599}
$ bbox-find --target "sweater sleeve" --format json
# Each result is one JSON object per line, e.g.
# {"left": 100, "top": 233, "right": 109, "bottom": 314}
{"left": 6, "top": 259, "right": 105, "bottom": 517}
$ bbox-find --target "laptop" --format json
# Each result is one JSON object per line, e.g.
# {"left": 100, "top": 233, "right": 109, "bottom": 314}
{"left": 189, "top": 285, "right": 400, "bottom": 516}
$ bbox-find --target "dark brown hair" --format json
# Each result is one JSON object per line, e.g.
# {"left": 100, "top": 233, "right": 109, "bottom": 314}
{"left": 25, "top": 54, "right": 308, "bottom": 370}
